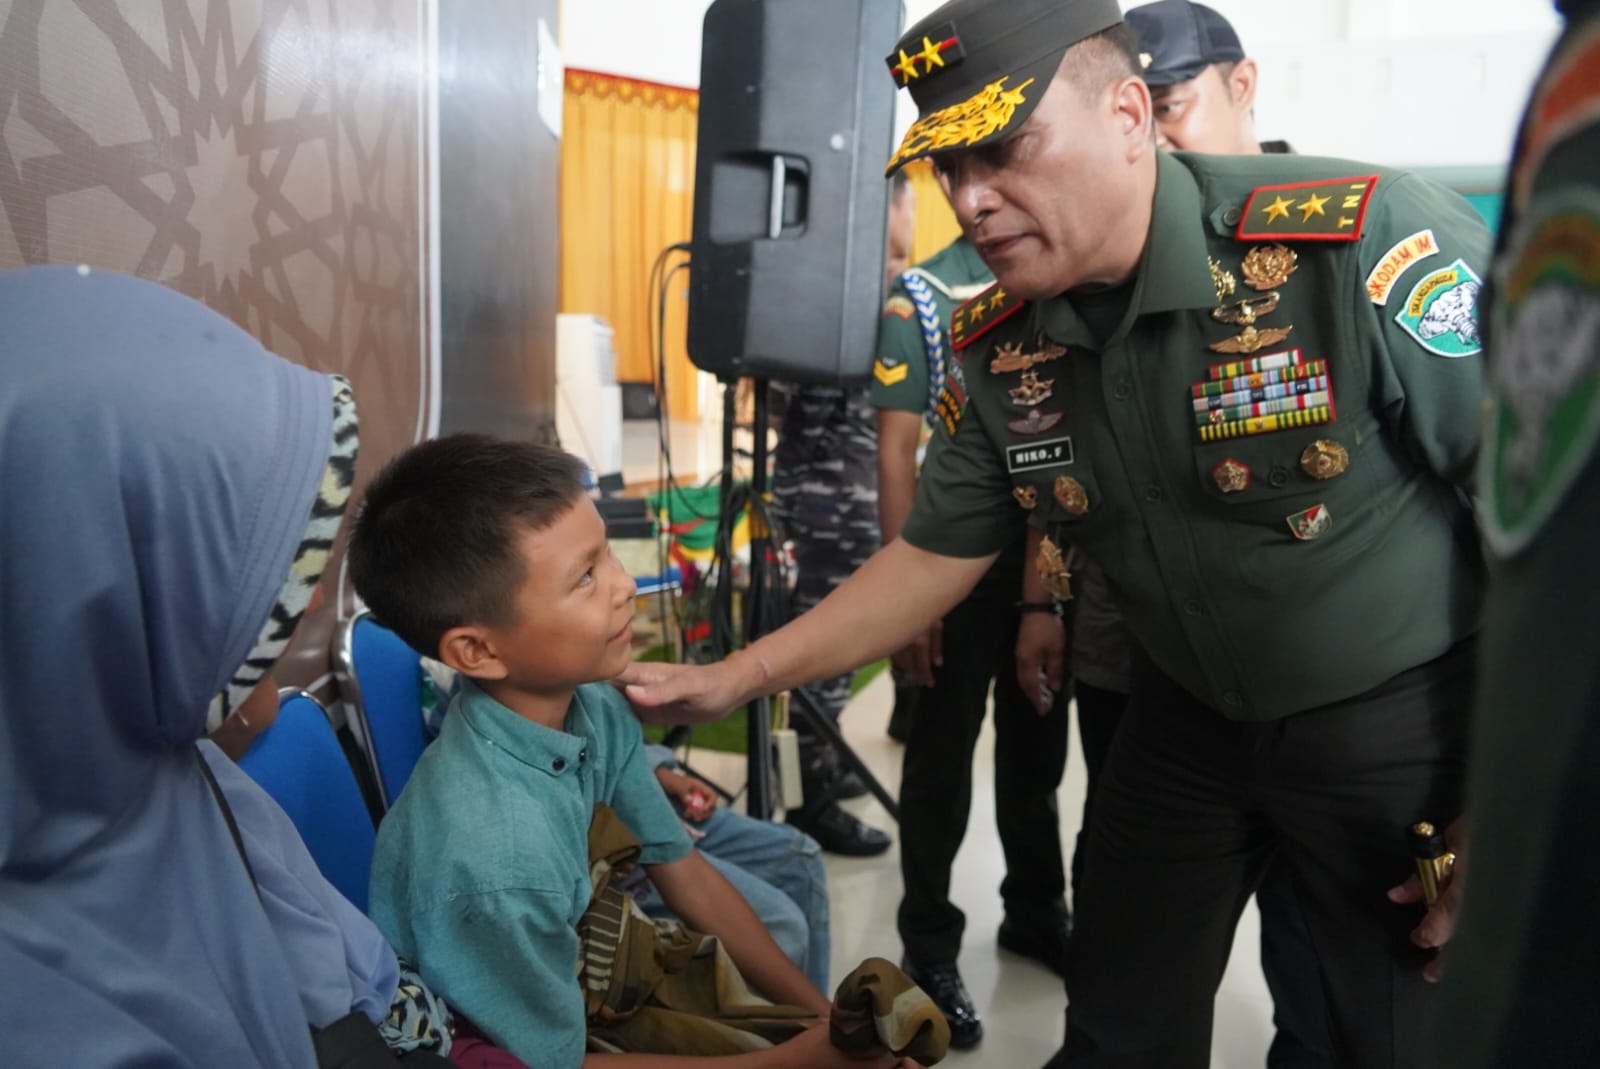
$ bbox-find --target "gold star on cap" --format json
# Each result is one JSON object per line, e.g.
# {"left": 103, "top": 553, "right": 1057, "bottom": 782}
{"left": 897, "top": 47, "right": 921, "bottom": 81}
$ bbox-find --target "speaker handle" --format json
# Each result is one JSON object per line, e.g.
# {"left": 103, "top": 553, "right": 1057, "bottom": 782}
{"left": 767, "top": 156, "right": 787, "bottom": 241}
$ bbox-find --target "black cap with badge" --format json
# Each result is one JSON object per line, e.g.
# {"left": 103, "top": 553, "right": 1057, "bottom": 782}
{"left": 884, "top": 0, "right": 1124, "bottom": 175}
{"left": 1125, "top": 0, "right": 1246, "bottom": 87}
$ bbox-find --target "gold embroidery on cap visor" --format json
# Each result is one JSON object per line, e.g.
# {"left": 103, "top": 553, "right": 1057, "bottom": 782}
{"left": 886, "top": 76, "right": 1036, "bottom": 175}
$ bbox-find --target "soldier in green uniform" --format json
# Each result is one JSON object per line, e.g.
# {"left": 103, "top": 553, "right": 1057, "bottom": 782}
{"left": 1077, "top": 6, "right": 1334, "bottom": 1068}
{"left": 1431, "top": 2, "right": 1600, "bottom": 1063}
{"left": 873, "top": 235, "right": 1072, "bottom": 1049}
{"left": 620, "top": 1, "right": 1490, "bottom": 1064}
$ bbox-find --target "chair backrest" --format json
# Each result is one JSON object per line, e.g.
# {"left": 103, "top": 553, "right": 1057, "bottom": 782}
{"left": 336, "top": 611, "right": 430, "bottom": 810}
{"left": 236, "top": 689, "right": 377, "bottom": 912}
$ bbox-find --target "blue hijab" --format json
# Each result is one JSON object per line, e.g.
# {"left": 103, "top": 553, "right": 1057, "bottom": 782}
{"left": 1, "top": 267, "right": 393, "bottom": 1067}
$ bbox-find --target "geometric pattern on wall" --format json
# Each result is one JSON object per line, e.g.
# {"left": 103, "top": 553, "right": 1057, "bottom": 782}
{"left": 0, "top": 0, "right": 429, "bottom": 693}
{"left": 0, "top": 0, "right": 427, "bottom": 449}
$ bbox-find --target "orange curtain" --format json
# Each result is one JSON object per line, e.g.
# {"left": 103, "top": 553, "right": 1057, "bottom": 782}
{"left": 903, "top": 158, "right": 962, "bottom": 265}
{"left": 561, "top": 70, "right": 699, "bottom": 419}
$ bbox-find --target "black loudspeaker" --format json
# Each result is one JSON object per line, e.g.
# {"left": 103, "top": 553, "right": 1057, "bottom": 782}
{"left": 688, "top": 0, "right": 904, "bottom": 385}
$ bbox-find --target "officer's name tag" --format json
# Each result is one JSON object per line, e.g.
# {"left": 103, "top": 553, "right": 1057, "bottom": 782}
{"left": 1006, "top": 437, "right": 1075, "bottom": 473}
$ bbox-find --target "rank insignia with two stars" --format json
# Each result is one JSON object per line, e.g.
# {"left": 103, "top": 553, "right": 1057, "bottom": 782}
{"left": 1237, "top": 176, "right": 1381, "bottom": 242}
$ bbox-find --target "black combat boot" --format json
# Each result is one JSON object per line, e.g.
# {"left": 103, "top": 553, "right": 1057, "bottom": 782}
{"left": 902, "top": 957, "right": 983, "bottom": 1050}
{"left": 784, "top": 740, "right": 890, "bottom": 856}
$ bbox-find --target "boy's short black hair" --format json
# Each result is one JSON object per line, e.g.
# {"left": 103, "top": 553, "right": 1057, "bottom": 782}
{"left": 347, "top": 433, "right": 589, "bottom": 657}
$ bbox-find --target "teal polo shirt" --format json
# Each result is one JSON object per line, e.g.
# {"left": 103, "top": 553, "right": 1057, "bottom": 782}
{"left": 368, "top": 681, "right": 693, "bottom": 1069}
{"left": 904, "top": 150, "right": 1491, "bottom": 720}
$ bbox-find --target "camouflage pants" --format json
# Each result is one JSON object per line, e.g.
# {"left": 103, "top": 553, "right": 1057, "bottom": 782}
{"left": 769, "top": 481, "right": 877, "bottom": 738}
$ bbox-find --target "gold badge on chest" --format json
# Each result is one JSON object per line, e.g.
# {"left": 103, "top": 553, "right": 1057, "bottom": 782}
{"left": 1208, "top": 246, "right": 1298, "bottom": 354}
{"left": 1209, "top": 324, "right": 1296, "bottom": 355}
{"left": 991, "top": 337, "right": 1067, "bottom": 375}
{"left": 1209, "top": 258, "right": 1237, "bottom": 302}
{"left": 1035, "top": 535, "right": 1074, "bottom": 600}
{"left": 1212, "top": 290, "right": 1279, "bottom": 326}
{"left": 1009, "top": 369, "right": 1055, "bottom": 407}
{"left": 1300, "top": 439, "right": 1349, "bottom": 480}
{"left": 1241, "top": 244, "right": 1299, "bottom": 290}
{"left": 1211, "top": 458, "right": 1252, "bottom": 493}
{"left": 1053, "top": 475, "right": 1089, "bottom": 515}
{"left": 1013, "top": 486, "right": 1039, "bottom": 510}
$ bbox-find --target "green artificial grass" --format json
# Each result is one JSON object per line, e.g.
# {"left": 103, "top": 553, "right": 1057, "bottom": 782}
{"left": 643, "top": 659, "right": 889, "bottom": 754}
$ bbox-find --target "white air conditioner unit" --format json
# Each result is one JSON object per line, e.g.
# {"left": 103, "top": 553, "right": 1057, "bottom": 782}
{"left": 555, "top": 313, "right": 623, "bottom": 481}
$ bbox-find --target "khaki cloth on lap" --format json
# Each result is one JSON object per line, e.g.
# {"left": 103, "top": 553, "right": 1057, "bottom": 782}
{"left": 578, "top": 805, "right": 949, "bottom": 1064}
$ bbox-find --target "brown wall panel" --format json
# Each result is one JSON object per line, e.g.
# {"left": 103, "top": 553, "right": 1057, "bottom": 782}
{"left": 0, "top": 0, "right": 429, "bottom": 694}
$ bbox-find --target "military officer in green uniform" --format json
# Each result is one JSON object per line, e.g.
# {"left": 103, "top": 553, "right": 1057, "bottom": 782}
{"left": 873, "top": 235, "right": 1072, "bottom": 1049}
{"left": 1431, "top": 2, "right": 1600, "bottom": 1063}
{"left": 619, "top": 1, "right": 1490, "bottom": 1064}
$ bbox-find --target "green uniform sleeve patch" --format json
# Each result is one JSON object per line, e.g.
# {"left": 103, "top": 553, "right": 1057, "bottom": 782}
{"left": 950, "top": 281, "right": 1023, "bottom": 350}
{"left": 882, "top": 295, "right": 915, "bottom": 320}
{"left": 1481, "top": 191, "right": 1600, "bottom": 556}
{"left": 874, "top": 360, "right": 910, "bottom": 386}
{"left": 1393, "top": 258, "right": 1483, "bottom": 357}
{"left": 1237, "top": 175, "right": 1380, "bottom": 242}
{"left": 1366, "top": 229, "right": 1440, "bottom": 304}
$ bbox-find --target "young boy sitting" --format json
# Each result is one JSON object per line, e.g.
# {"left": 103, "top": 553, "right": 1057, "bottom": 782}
{"left": 349, "top": 435, "right": 934, "bottom": 1069}
{"left": 418, "top": 655, "right": 830, "bottom": 992}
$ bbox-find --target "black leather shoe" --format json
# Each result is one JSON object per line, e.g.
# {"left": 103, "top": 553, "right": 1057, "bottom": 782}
{"left": 786, "top": 801, "right": 891, "bottom": 856}
{"left": 903, "top": 958, "right": 983, "bottom": 1050}
{"left": 998, "top": 915, "right": 1072, "bottom": 979}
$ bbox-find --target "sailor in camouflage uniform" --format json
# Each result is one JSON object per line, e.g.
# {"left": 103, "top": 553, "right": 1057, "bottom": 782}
{"left": 873, "top": 234, "right": 1071, "bottom": 1049}
{"left": 621, "top": 1, "right": 1490, "bottom": 1064}
{"left": 766, "top": 174, "right": 916, "bottom": 858}
{"left": 1434, "top": 2, "right": 1600, "bottom": 1063}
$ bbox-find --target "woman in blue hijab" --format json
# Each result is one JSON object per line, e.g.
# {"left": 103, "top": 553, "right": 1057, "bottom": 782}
{"left": 0, "top": 265, "right": 394, "bottom": 1067}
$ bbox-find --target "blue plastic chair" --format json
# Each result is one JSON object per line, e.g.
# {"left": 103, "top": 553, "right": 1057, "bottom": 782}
{"left": 335, "top": 611, "right": 430, "bottom": 810}
{"left": 236, "top": 689, "right": 377, "bottom": 912}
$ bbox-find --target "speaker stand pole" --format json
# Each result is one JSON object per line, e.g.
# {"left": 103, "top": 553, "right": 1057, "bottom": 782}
{"left": 742, "top": 378, "right": 775, "bottom": 819}
{"left": 735, "top": 378, "right": 900, "bottom": 826}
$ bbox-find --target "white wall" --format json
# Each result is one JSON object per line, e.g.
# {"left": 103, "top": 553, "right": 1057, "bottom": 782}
{"left": 562, "top": 0, "right": 1563, "bottom": 170}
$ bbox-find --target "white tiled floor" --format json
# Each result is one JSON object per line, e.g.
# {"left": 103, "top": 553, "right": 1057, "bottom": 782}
{"left": 678, "top": 671, "right": 1279, "bottom": 1069}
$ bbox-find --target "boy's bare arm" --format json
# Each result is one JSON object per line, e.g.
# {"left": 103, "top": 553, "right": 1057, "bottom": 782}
{"left": 583, "top": 1024, "right": 922, "bottom": 1068}
{"left": 647, "top": 850, "right": 831, "bottom": 1015}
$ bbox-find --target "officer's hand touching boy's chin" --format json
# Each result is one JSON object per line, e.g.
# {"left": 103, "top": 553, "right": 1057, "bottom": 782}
{"left": 1386, "top": 816, "right": 1467, "bottom": 983}
{"left": 616, "top": 655, "right": 755, "bottom": 725}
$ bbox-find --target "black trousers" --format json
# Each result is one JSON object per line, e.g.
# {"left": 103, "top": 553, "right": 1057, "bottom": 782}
{"left": 1073, "top": 680, "right": 1335, "bottom": 1069}
{"left": 1068, "top": 680, "right": 1125, "bottom": 899}
{"left": 1063, "top": 643, "right": 1474, "bottom": 1068}
{"left": 897, "top": 596, "right": 1071, "bottom": 965}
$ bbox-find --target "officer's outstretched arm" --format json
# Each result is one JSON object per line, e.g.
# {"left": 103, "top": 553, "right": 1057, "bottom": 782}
{"left": 619, "top": 538, "right": 995, "bottom": 723}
